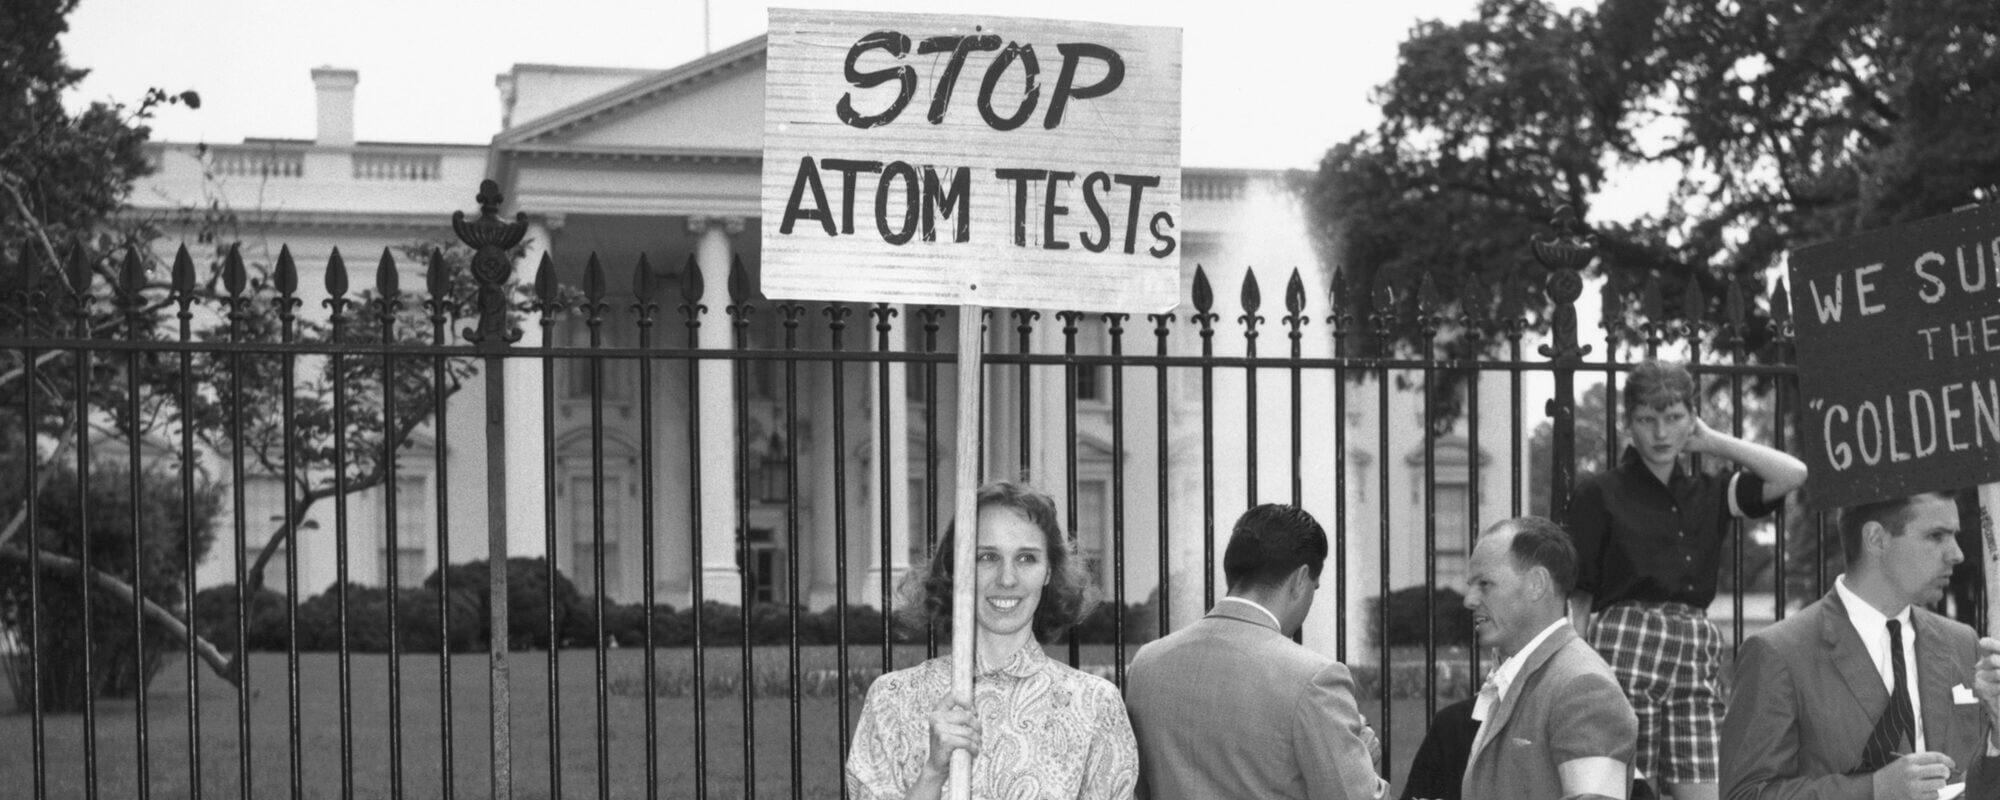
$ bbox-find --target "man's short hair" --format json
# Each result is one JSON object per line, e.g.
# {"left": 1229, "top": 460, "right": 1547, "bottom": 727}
{"left": 1623, "top": 360, "right": 1698, "bottom": 415}
{"left": 1222, "top": 504, "right": 1329, "bottom": 590}
{"left": 1497, "top": 516, "right": 1579, "bottom": 596}
{"left": 1839, "top": 489, "right": 1962, "bottom": 564}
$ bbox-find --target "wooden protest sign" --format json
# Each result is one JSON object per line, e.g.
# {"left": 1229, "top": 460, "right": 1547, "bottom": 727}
{"left": 1787, "top": 202, "right": 2000, "bottom": 631}
{"left": 762, "top": 10, "right": 1182, "bottom": 797}
{"left": 1788, "top": 203, "right": 2000, "bottom": 506}
{"left": 762, "top": 8, "right": 1183, "bottom": 314}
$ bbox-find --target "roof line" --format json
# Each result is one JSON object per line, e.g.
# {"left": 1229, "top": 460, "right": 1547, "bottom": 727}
{"left": 493, "top": 34, "right": 767, "bottom": 147}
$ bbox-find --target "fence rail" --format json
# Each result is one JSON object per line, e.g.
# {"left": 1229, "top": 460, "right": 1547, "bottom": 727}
{"left": 2, "top": 181, "right": 1917, "bottom": 799}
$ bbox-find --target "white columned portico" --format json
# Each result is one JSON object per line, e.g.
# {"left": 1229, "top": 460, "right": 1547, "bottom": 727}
{"left": 503, "top": 215, "right": 558, "bottom": 557}
{"left": 862, "top": 306, "right": 912, "bottom": 609}
{"left": 691, "top": 216, "right": 743, "bottom": 602}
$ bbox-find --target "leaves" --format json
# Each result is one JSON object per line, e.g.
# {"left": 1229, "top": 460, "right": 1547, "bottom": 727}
{"left": 1, "top": 0, "right": 159, "bottom": 254}
{"left": 172, "top": 242, "right": 487, "bottom": 500}
{"left": 1303, "top": 0, "right": 2000, "bottom": 420}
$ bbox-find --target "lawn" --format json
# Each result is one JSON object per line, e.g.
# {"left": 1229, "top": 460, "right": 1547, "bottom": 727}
{"left": 1, "top": 648, "right": 1441, "bottom": 799}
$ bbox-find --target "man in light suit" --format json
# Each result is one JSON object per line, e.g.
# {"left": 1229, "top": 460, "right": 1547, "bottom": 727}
{"left": 1461, "top": 516, "right": 1637, "bottom": 800}
{"left": 1720, "top": 490, "right": 2000, "bottom": 800}
{"left": 1125, "top": 503, "right": 1387, "bottom": 800}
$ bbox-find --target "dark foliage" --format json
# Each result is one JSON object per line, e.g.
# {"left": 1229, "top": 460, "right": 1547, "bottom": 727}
{"left": 193, "top": 583, "right": 1162, "bottom": 651}
{"left": 1065, "top": 600, "right": 1158, "bottom": 646}
{"left": 1303, "top": 0, "right": 2000, "bottom": 420}
{"left": 191, "top": 584, "right": 292, "bottom": 653}
{"left": 0, "top": 456, "right": 220, "bottom": 711}
{"left": 1370, "top": 585, "right": 1475, "bottom": 648}
{"left": 0, "top": 0, "right": 181, "bottom": 253}
{"left": 426, "top": 557, "right": 590, "bottom": 650}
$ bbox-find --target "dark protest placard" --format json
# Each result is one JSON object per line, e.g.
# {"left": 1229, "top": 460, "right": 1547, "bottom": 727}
{"left": 761, "top": 8, "right": 1182, "bottom": 313}
{"left": 1788, "top": 202, "right": 2000, "bottom": 509}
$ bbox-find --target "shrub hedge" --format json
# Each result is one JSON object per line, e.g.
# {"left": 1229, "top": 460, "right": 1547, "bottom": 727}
{"left": 193, "top": 558, "right": 1154, "bottom": 654}
{"left": 1369, "top": 585, "right": 1475, "bottom": 648}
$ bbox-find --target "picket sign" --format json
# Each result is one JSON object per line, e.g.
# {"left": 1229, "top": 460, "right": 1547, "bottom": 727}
{"left": 761, "top": 9, "right": 1183, "bottom": 797}
{"left": 1786, "top": 202, "right": 2000, "bottom": 635}
{"left": 946, "top": 308, "right": 983, "bottom": 796}
{"left": 1984, "top": 484, "right": 1999, "bottom": 637}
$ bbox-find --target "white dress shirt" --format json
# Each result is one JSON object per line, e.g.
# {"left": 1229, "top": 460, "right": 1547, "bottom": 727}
{"left": 1835, "top": 574, "right": 1926, "bottom": 753}
{"left": 1473, "top": 617, "right": 1570, "bottom": 722}
{"left": 1215, "top": 596, "right": 1282, "bottom": 631}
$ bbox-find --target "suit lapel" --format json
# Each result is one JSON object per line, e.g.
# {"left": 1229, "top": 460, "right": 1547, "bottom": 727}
{"left": 1821, "top": 591, "right": 1891, "bottom": 729}
{"left": 1467, "top": 624, "right": 1573, "bottom": 771}
{"left": 1912, "top": 610, "right": 1958, "bottom": 751}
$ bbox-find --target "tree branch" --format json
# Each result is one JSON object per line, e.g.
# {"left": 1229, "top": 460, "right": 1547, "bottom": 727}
{"left": 0, "top": 350, "right": 73, "bottom": 410}
{"left": 0, "top": 411, "right": 80, "bottom": 551}
{"left": 0, "top": 545, "right": 240, "bottom": 687}
{"left": 0, "top": 169, "right": 68, "bottom": 288}
{"left": 242, "top": 383, "right": 454, "bottom": 592}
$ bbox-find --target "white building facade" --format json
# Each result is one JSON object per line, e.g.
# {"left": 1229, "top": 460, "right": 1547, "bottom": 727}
{"left": 131, "top": 41, "right": 1529, "bottom": 661}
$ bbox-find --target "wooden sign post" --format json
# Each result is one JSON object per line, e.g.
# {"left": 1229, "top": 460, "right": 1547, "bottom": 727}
{"left": 1984, "top": 482, "right": 2000, "bottom": 636}
{"left": 947, "top": 307, "right": 983, "bottom": 794}
{"left": 1984, "top": 483, "right": 2000, "bottom": 634}
{"left": 761, "top": 9, "right": 1182, "bottom": 797}
{"left": 1787, "top": 202, "right": 2000, "bottom": 633}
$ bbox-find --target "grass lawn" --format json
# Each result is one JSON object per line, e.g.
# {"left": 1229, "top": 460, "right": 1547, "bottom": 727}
{"left": 2, "top": 647, "right": 1443, "bottom": 799}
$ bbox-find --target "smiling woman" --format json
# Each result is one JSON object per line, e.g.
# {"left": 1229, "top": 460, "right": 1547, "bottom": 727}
{"left": 844, "top": 481, "right": 1138, "bottom": 800}
{"left": 908, "top": 481, "right": 1095, "bottom": 645}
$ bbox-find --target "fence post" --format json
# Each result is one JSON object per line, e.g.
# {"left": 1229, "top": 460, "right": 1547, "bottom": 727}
{"left": 452, "top": 179, "right": 528, "bottom": 800}
{"left": 1533, "top": 208, "right": 1595, "bottom": 525}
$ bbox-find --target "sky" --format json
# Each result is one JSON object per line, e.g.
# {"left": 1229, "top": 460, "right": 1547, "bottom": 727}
{"left": 61, "top": 0, "right": 1510, "bottom": 172}
{"left": 58, "top": 0, "right": 1637, "bottom": 440}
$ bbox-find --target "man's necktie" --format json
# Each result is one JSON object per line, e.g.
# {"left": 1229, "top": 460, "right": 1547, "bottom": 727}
{"left": 1857, "top": 618, "right": 1916, "bottom": 773}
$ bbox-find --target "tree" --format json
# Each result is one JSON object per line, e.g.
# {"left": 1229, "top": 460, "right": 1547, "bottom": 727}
{"left": 1302, "top": 0, "right": 2000, "bottom": 372}
{"left": 0, "top": 0, "right": 510, "bottom": 697}
{"left": 1, "top": 0, "right": 195, "bottom": 284}
{"left": 159, "top": 240, "right": 485, "bottom": 598}
{"left": 0, "top": 449, "right": 222, "bottom": 711}
{"left": 5, "top": 235, "right": 506, "bottom": 682}
{"left": 1, "top": 0, "right": 224, "bottom": 703}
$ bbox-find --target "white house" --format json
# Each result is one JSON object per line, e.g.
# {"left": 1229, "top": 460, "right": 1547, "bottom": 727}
{"left": 130, "top": 38, "right": 1529, "bottom": 661}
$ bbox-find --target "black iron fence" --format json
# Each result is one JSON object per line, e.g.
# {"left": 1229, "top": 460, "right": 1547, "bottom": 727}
{"left": 0, "top": 181, "right": 1874, "bottom": 799}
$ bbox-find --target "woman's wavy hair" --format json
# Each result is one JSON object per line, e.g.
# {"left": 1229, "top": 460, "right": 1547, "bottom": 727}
{"left": 899, "top": 480, "right": 1096, "bottom": 642}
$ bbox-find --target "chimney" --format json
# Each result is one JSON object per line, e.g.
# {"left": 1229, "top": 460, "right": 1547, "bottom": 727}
{"left": 311, "top": 67, "right": 358, "bottom": 146}
{"left": 496, "top": 71, "right": 518, "bottom": 130}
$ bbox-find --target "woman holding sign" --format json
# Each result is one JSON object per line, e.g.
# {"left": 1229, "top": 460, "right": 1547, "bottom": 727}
{"left": 845, "top": 481, "right": 1138, "bottom": 800}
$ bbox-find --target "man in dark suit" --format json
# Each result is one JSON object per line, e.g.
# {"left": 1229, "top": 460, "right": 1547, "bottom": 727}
{"left": 1400, "top": 698, "right": 1477, "bottom": 800}
{"left": 1721, "top": 490, "right": 2000, "bottom": 800}
{"left": 1125, "top": 503, "right": 1387, "bottom": 799}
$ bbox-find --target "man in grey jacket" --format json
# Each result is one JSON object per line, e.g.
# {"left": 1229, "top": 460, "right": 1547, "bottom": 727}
{"left": 1460, "top": 516, "right": 1637, "bottom": 800}
{"left": 1124, "top": 503, "right": 1387, "bottom": 800}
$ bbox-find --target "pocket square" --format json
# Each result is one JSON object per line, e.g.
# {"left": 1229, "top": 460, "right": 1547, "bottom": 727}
{"left": 1510, "top": 737, "right": 1535, "bottom": 747}
{"left": 1953, "top": 684, "right": 1978, "bottom": 705}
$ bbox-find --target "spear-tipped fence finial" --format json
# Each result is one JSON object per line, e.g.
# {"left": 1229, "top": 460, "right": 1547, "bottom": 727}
{"left": 170, "top": 244, "right": 197, "bottom": 331}
{"left": 1680, "top": 273, "right": 1706, "bottom": 347}
{"left": 325, "top": 247, "right": 351, "bottom": 323}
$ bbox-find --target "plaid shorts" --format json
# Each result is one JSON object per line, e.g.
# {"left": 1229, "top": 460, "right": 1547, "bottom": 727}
{"left": 1587, "top": 601, "right": 1722, "bottom": 785}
